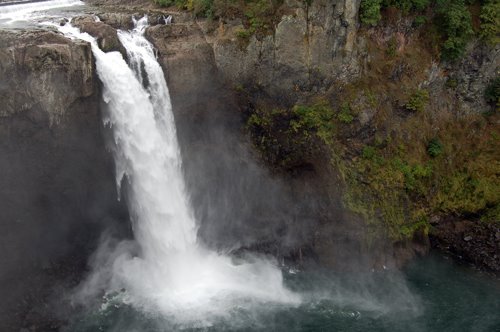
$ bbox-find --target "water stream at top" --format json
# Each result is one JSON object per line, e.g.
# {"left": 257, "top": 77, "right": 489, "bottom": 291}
{"left": 0, "top": 0, "right": 83, "bottom": 25}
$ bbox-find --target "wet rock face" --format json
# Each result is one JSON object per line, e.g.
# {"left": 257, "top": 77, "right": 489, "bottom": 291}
{"left": 0, "top": 30, "right": 128, "bottom": 331}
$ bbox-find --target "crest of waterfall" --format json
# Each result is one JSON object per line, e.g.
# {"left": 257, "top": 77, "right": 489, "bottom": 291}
{"left": 56, "top": 17, "right": 299, "bottom": 322}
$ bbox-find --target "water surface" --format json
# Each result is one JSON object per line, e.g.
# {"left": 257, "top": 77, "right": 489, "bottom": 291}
{"left": 67, "top": 253, "right": 500, "bottom": 332}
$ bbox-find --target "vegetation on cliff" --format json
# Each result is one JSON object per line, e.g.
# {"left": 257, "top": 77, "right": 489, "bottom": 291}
{"left": 148, "top": 0, "right": 499, "bottom": 267}
{"left": 247, "top": 97, "right": 499, "bottom": 242}
{"left": 359, "top": 0, "right": 498, "bottom": 60}
{"left": 151, "top": 0, "right": 498, "bottom": 62}
{"left": 244, "top": 10, "right": 500, "bottom": 242}
{"left": 153, "top": 0, "right": 283, "bottom": 38}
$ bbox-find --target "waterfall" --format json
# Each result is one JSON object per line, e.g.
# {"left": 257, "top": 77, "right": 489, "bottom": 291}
{"left": 57, "top": 17, "right": 299, "bottom": 322}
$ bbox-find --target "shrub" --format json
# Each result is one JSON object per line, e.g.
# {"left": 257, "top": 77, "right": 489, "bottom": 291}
{"left": 480, "top": 0, "right": 500, "bottom": 45}
{"left": 338, "top": 103, "right": 355, "bottom": 123}
{"left": 383, "top": 0, "right": 430, "bottom": 13}
{"left": 405, "top": 89, "right": 429, "bottom": 112}
{"left": 445, "top": 77, "right": 458, "bottom": 88}
{"left": 484, "top": 76, "right": 500, "bottom": 109}
{"left": 360, "top": 0, "right": 383, "bottom": 26}
{"left": 291, "top": 102, "right": 335, "bottom": 142}
{"left": 411, "top": 0, "right": 430, "bottom": 11}
{"left": 153, "top": 0, "right": 173, "bottom": 6}
{"left": 413, "top": 15, "right": 427, "bottom": 27}
{"left": 427, "top": 138, "right": 443, "bottom": 157}
{"left": 236, "top": 28, "right": 254, "bottom": 41}
{"left": 362, "top": 145, "right": 377, "bottom": 159}
{"left": 386, "top": 37, "right": 398, "bottom": 57}
{"left": 435, "top": 0, "right": 474, "bottom": 60}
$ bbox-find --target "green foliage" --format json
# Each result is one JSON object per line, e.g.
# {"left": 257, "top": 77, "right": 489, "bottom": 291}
{"left": 400, "top": 214, "right": 430, "bottom": 238}
{"left": 338, "top": 103, "right": 355, "bottom": 123}
{"left": 485, "top": 76, "right": 500, "bottom": 110}
{"left": 434, "top": 171, "right": 500, "bottom": 214}
{"left": 242, "top": 0, "right": 282, "bottom": 38}
{"left": 153, "top": 0, "right": 173, "bottom": 6}
{"left": 409, "top": 0, "right": 430, "bottom": 11}
{"left": 479, "top": 0, "right": 500, "bottom": 45}
{"left": 384, "top": 0, "right": 430, "bottom": 13}
{"left": 360, "top": 0, "right": 383, "bottom": 25}
{"left": 445, "top": 77, "right": 458, "bottom": 88}
{"left": 247, "top": 102, "right": 334, "bottom": 169}
{"left": 480, "top": 204, "right": 500, "bottom": 223}
{"left": 152, "top": 0, "right": 281, "bottom": 23}
{"left": 362, "top": 146, "right": 377, "bottom": 160}
{"left": 405, "top": 89, "right": 429, "bottom": 112}
{"left": 360, "top": 0, "right": 477, "bottom": 61}
{"left": 386, "top": 37, "right": 398, "bottom": 57}
{"left": 236, "top": 28, "right": 254, "bottom": 41}
{"left": 291, "top": 102, "right": 335, "bottom": 142}
{"left": 435, "top": 0, "right": 474, "bottom": 60}
{"left": 392, "top": 158, "right": 432, "bottom": 192}
{"left": 413, "top": 15, "right": 427, "bottom": 27}
{"left": 191, "top": 0, "right": 215, "bottom": 18}
{"left": 152, "top": 0, "right": 214, "bottom": 16}
{"left": 427, "top": 138, "right": 443, "bottom": 157}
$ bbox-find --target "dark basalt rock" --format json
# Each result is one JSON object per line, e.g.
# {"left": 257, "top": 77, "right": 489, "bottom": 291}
{"left": 0, "top": 29, "right": 129, "bottom": 331}
{"left": 430, "top": 217, "right": 500, "bottom": 276}
{"left": 72, "top": 16, "right": 126, "bottom": 54}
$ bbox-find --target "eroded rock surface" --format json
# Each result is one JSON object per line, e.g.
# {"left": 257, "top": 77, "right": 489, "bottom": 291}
{"left": 208, "top": 0, "right": 363, "bottom": 99}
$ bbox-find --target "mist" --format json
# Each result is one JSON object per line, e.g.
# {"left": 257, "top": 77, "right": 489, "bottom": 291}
{"left": 51, "top": 14, "right": 424, "bottom": 331}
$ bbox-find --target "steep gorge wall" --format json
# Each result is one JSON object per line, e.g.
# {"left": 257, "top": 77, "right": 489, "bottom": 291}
{"left": 0, "top": 30, "right": 128, "bottom": 330}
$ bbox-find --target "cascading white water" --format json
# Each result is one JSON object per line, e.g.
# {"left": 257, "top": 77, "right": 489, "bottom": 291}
{"left": 0, "top": 0, "right": 83, "bottom": 25}
{"left": 57, "top": 17, "right": 299, "bottom": 323}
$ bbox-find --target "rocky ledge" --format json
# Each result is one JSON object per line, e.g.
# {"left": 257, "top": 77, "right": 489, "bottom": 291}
{"left": 431, "top": 218, "right": 500, "bottom": 275}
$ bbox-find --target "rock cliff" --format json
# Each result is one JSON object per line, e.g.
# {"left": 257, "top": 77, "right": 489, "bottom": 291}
{"left": 0, "top": 30, "right": 128, "bottom": 331}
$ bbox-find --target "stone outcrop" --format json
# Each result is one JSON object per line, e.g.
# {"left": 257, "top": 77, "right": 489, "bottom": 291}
{"left": 72, "top": 16, "right": 126, "bottom": 53}
{"left": 0, "top": 30, "right": 128, "bottom": 331}
{"left": 431, "top": 217, "right": 500, "bottom": 274}
{"left": 0, "top": 30, "right": 93, "bottom": 123}
{"left": 207, "top": 0, "right": 363, "bottom": 100}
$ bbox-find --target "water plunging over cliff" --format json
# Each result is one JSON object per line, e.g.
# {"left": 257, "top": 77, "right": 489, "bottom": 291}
{"left": 57, "top": 17, "right": 298, "bottom": 322}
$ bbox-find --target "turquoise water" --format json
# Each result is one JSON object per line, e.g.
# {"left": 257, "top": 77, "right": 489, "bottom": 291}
{"left": 67, "top": 253, "right": 500, "bottom": 332}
